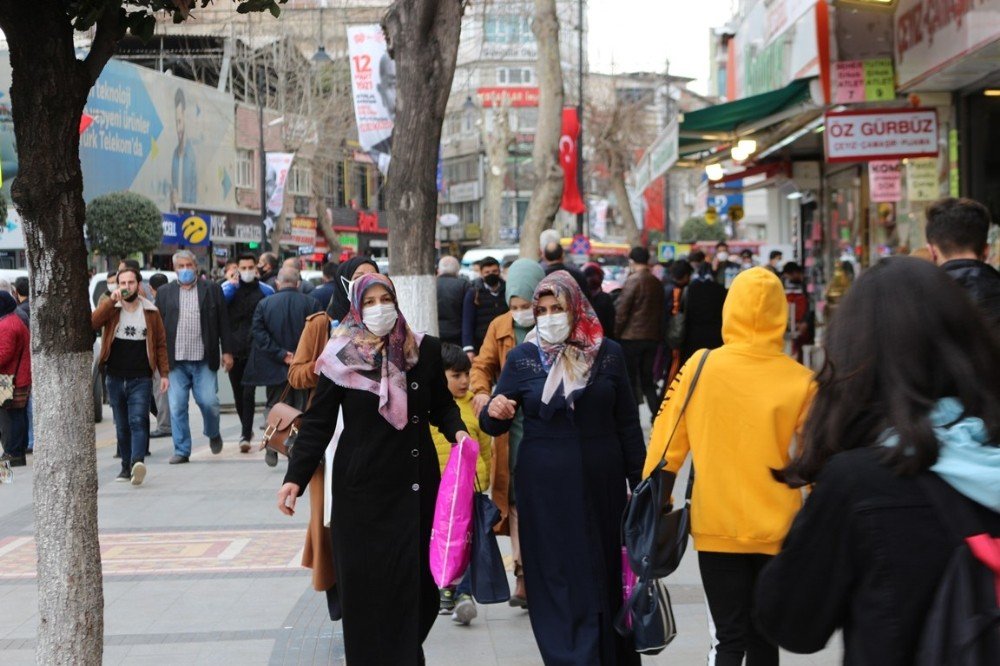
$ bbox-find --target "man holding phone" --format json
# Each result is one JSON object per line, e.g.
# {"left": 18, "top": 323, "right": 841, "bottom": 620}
{"left": 92, "top": 268, "right": 170, "bottom": 485}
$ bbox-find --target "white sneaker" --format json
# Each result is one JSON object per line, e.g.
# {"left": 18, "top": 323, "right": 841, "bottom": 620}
{"left": 239, "top": 440, "right": 251, "bottom": 453}
{"left": 452, "top": 595, "right": 477, "bottom": 625}
{"left": 130, "top": 462, "right": 147, "bottom": 486}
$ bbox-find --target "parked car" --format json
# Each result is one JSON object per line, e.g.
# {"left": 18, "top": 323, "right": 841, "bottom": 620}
{"left": 459, "top": 246, "right": 521, "bottom": 281}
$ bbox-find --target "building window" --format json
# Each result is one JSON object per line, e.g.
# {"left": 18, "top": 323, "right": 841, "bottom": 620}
{"left": 235, "top": 149, "right": 254, "bottom": 188}
{"left": 484, "top": 16, "right": 533, "bottom": 44}
{"left": 497, "top": 67, "right": 534, "bottom": 86}
{"left": 288, "top": 164, "right": 312, "bottom": 196}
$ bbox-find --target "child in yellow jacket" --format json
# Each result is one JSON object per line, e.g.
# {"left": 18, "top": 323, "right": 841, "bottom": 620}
{"left": 430, "top": 343, "right": 493, "bottom": 625}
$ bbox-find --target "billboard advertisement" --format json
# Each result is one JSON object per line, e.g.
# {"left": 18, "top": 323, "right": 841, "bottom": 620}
{"left": 0, "top": 56, "right": 236, "bottom": 213}
{"left": 346, "top": 25, "right": 394, "bottom": 174}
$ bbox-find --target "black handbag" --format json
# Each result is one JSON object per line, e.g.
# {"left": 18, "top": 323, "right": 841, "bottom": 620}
{"left": 469, "top": 491, "right": 511, "bottom": 604}
{"left": 616, "top": 576, "right": 678, "bottom": 655}
{"left": 623, "top": 350, "right": 710, "bottom": 578}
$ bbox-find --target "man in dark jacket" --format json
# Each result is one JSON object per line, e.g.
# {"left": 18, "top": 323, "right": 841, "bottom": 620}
{"left": 257, "top": 252, "right": 280, "bottom": 288}
{"left": 243, "top": 268, "right": 322, "bottom": 464}
{"left": 13, "top": 277, "right": 29, "bottom": 328}
{"left": 462, "top": 256, "right": 508, "bottom": 358}
{"left": 222, "top": 253, "right": 275, "bottom": 452}
{"left": 436, "top": 255, "right": 468, "bottom": 346}
{"left": 926, "top": 197, "right": 1000, "bottom": 326}
{"left": 309, "top": 261, "right": 339, "bottom": 310}
{"left": 615, "top": 246, "right": 665, "bottom": 417}
{"left": 156, "top": 250, "right": 235, "bottom": 464}
{"left": 542, "top": 241, "right": 590, "bottom": 297}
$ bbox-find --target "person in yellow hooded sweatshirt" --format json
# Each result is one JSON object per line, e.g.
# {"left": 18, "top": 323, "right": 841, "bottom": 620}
{"left": 430, "top": 342, "right": 492, "bottom": 626}
{"left": 643, "top": 266, "right": 816, "bottom": 666}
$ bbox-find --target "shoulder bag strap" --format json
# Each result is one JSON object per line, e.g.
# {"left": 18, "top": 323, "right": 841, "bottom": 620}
{"left": 652, "top": 349, "right": 711, "bottom": 474}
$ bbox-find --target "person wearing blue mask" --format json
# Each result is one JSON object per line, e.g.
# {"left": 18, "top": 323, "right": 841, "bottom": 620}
{"left": 155, "top": 250, "right": 235, "bottom": 464}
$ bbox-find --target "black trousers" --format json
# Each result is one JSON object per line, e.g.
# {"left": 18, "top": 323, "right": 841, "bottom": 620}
{"left": 228, "top": 357, "right": 257, "bottom": 442}
{"left": 699, "top": 551, "right": 778, "bottom": 666}
{"left": 621, "top": 339, "right": 661, "bottom": 417}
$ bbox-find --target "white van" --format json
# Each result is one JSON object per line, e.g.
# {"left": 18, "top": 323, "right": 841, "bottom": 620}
{"left": 459, "top": 247, "right": 522, "bottom": 281}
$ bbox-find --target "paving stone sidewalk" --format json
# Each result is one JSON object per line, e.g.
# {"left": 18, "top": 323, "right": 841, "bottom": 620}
{"left": 0, "top": 403, "right": 841, "bottom": 664}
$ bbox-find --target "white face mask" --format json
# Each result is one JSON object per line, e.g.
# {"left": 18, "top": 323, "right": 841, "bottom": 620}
{"left": 239, "top": 270, "right": 257, "bottom": 283}
{"left": 716, "top": 251, "right": 729, "bottom": 262}
{"left": 536, "top": 313, "right": 571, "bottom": 344}
{"left": 362, "top": 303, "right": 398, "bottom": 337}
{"left": 511, "top": 308, "right": 535, "bottom": 328}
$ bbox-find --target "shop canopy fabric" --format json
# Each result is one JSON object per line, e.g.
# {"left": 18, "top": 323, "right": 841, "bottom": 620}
{"left": 680, "top": 79, "right": 814, "bottom": 143}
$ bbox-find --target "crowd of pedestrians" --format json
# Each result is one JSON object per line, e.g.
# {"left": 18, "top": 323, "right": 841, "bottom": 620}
{"left": 1, "top": 194, "right": 997, "bottom": 665}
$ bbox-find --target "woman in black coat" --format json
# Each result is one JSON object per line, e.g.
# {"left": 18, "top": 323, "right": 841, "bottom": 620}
{"left": 480, "top": 271, "right": 645, "bottom": 665}
{"left": 278, "top": 273, "right": 469, "bottom": 665}
{"left": 756, "top": 258, "right": 1000, "bottom": 665}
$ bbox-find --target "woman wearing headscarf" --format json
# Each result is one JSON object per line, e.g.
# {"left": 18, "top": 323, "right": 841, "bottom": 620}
{"left": 286, "top": 255, "right": 379, "bottom": 622}
{"left": 480, "top": 271, "right": 645, "bottom": 665}
{"left": 278, "top": 273, "right": 468, "bottom": 665}
{"left": 0, "top": 291, "right": 31, "bottom": 467}
{"left": 470, "top": 258, "right": 545, "bottom": 607}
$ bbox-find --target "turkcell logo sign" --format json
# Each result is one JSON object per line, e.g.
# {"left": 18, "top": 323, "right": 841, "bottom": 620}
{"left": 162, "top": 213, "right": 210, "bottom": 247}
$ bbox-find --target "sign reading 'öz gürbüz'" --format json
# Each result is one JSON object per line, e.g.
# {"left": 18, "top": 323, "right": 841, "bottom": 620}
{"left": 824, "top": 108, "right": 939, "bottom": 163}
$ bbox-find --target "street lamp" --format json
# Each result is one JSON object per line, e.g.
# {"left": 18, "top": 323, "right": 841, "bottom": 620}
{"left": 312, "top": 1, "right": 331, "bottom": 63}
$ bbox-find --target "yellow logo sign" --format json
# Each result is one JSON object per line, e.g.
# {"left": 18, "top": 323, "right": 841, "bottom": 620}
{"left": 182, "top": 216, "right": 209, "bottom": 244}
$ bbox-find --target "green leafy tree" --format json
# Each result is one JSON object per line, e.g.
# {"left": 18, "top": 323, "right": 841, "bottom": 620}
{"left": 0, "top": 2, "right": 285, "bottom": 662}
{"left": 86, "top": 191, "right": 163, "bottom": 262}
{"left": 680, "top": 215, "right": 728, "bottom": 243}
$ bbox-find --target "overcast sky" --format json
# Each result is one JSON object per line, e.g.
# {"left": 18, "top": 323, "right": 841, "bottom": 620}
{"left": 589, "top": 0, "right": 735, "bottom": 94}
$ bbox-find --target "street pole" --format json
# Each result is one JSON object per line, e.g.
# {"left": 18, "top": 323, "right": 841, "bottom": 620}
{"left": 257, "top": 66, "right": 269, "bottom": 253}
{"left": 663, "top": 58, "right": 672, "bottom": 241}
{"left": 576, "top": 0, "right": 585, "bottom": 237}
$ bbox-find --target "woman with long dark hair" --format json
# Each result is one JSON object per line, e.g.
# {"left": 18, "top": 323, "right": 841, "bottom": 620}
{"left": 278, "top": 273, "right": 468, "bottom": 665}
{"left": 756, "top": 257, "right": 1000, "bottom": 664}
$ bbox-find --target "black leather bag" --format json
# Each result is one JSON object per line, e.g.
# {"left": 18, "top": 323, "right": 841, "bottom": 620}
{"left": 615, "top": 576, "right": 677, "bottom": 655}
{"left": 623, "top": 350, "right": 710, "bottom": 578}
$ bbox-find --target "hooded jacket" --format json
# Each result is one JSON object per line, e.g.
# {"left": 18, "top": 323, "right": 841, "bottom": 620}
{"left": 643, "top": 267, "right": 816, "bottom": 555}
{"left": 942, "top": 258, "right": 1000, "bottom": 327}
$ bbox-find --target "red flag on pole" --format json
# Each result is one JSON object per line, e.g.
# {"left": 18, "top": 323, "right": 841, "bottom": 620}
{"left": 559, "top": 108, "right": 585, "bottom": 214}
{"left": 79, "top": 113, "right": 94, "bottom": 134}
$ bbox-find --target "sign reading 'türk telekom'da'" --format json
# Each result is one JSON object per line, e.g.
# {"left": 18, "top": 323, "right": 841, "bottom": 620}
{"left": 824, "top": 108, "right": 939, "bottom": 163}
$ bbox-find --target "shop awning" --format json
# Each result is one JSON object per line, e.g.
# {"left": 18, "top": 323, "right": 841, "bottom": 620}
{"left": 680, "top": 79, "right": 815, "bottom": 144}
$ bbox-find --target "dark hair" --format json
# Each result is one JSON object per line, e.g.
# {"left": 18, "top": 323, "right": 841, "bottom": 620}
{"left": 715, "top": 241, "right": 729, "bottom": 250}
{"left": 629, "top": 246, "right": 651, "bottom": 264}
{"left": 237, "top": 253, "right": 258, "bottom": 264}
{"left": 925, "top": 197, "right": 993, "bottom": 257}
{"left": 739, "top": 249, "right": 753, "bottom": 259}
{"left": 769, "top": 250, "right": 783, "bottom": 261}
{"left": 479, "top": 256, "right": 500, "bottom": 270}
{"left": 13, "top": 276, "right": 28, "bottom": 298}
{"left": 441, "top": 342, "right": 471, "bottom": 373}
{"left": 322, "top": 261, "right": 340, "bottom": 279}
{"left": 174, "top": 88, "right": 186, "bottom": 109}
{"left": 119, "top": 258, "right": 141, "bottom": 271}
{"left": 689, "top": 250, "right": 706, "bottom": 263}
{"left": 543, "top": 242, "right": 564, "bottom": 262}
{"left": 106, "top": 270, "right": 118, "bottom": 280}
{"left": 776, "top": 257, "right": 1000, "bottom": 487}
{"left": 149, "top": 273, "right": 169, "bottom": 290}
{"left": 781, "top": 261, "right": 803, "bottom": 275}
{"left": 670, "top": 260, "right": 693, "bottom": 282}
{"left": 117, "top": 267, "right": 142, "bottom": 284}
{"left": 260, "top": 253, "right": 279, "bottom": 269}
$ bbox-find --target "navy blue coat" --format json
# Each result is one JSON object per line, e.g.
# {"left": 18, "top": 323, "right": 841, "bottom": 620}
{"left": 243, "top": 287, "right": 322, "bottom": 386}
{"left": 480, "top": 339, "right": 645, "bottom": 665}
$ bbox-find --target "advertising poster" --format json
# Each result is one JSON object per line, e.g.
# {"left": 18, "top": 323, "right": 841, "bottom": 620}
{"left": 264, "top": 153, "right": 295, "bottom": 235}
{"left": 0, "top": 56, "right": 236, "bottom": 213}
{"left": 346, "top": 25, "right": 394, "bottom": 174}
{"left": 868, "top": 160, "right": 902, "bottom": 203}
{"left": 824, "top": 108, "right": 938, "bottom": 163}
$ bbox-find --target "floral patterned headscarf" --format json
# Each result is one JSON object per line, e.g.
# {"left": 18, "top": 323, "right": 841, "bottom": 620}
{"left": 526, "top": 270, "right": 605, "bottom": 416}
{"left": 315, "top": 273, "right": 423, "bottom": 430}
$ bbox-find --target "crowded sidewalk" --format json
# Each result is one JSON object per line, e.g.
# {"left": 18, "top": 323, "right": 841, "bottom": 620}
{"left": 0, "top": 403, "right": 842, "bottom": 665}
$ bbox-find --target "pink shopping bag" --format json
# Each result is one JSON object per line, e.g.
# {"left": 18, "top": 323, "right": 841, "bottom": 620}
{"left": 429, "top": 436, "right": 480, "bottom": 588}
{"left": 622, "top": 547, "right": 638, "bottom": 629}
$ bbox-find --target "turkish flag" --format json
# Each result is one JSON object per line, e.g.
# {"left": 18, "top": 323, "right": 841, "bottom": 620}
{"left": 559, "top": 108, "right": 585, "bottom": 214}
{"left": 79, "top": 113, "right": 94, "bottom": 134}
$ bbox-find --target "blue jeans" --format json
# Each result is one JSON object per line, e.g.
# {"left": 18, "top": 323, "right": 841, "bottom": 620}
{"left": 168, "top": 361, "right": 221, "bottom": 457}
{"left": 26, "top": 395, "right": 33, "bottom": 451}
{"left": 106, "top": 375, "right": 152, "bottom": 471}
{"left": 456, "top": 568, "right": 471, "bottom": 597}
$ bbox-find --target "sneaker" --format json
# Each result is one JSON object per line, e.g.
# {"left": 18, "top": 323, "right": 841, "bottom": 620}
{"left": 149, "top": 429, "right": 171, "bottom": 439}
{"left": 264, "top": 449, "right": 279, "bottom": 467}
{"left": 0, "top": 454, "right": 27, "bottom": 468}
{"left": 438, "top": 587, "right": 456, "bottom": 615}
{"left": 130, "top": 461, "right": 147, "bottom": 486}
{"left": 115, "top": 470, "right": 130, "bottom": 482}
{"left": 209, "top": 436, "right": 223, "bottom": 455}
{"left": 452, "top": 594, "right": 477, "bottom": 625}
{"left": 239, "top": 440, "right": 251, "bottom": 454}
{"left": 168, "top": 455, "right": 189, "bottom": 465}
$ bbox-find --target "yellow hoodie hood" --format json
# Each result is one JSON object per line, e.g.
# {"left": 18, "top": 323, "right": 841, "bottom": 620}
{"left": 722, "top": 267, "right": 788, "bottom": 352}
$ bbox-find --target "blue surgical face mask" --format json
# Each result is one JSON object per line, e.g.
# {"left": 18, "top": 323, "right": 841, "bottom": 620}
{"left": 178, "top": 268, "right": 197, "bottom": 285}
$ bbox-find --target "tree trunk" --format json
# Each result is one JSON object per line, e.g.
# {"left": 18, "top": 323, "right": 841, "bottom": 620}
{"left": 481, "top": 105, "right": 512, "bottom": 247}
{"left": 382, "top": 0, "right": 464, "bottom": 335}
{"left": 0, "top": 2, "right": 113, "bottom": 663}
{"left": 610, "top": 167, "right": 642, "bottom": 248}
{"left": 518, "top": 0, "right": 564, "bottom": 260}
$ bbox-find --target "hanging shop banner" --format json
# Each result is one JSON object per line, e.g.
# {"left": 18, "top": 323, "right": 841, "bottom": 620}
{"left": 633, "top": 117, "right": 679, "bottom": 195}
{"left": 559, "top": 108, "right": 586, "bottom": 214}
{"left": 834, "top": 59, "right": 895, "bottom": 103}
{"left": 346, "top": 25, "right": 394, "bottom": 174}
{"left": 824, "top": 108, "right": 938, "bottom": 163}
{"left": 868, "top": 160, "right": 902, "bottom": 202}
{"left": 263, "top": 152, "right": 295, "bottom": 235}
{"left": 906, "top": 158, "right": 939, "bottom": 202}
